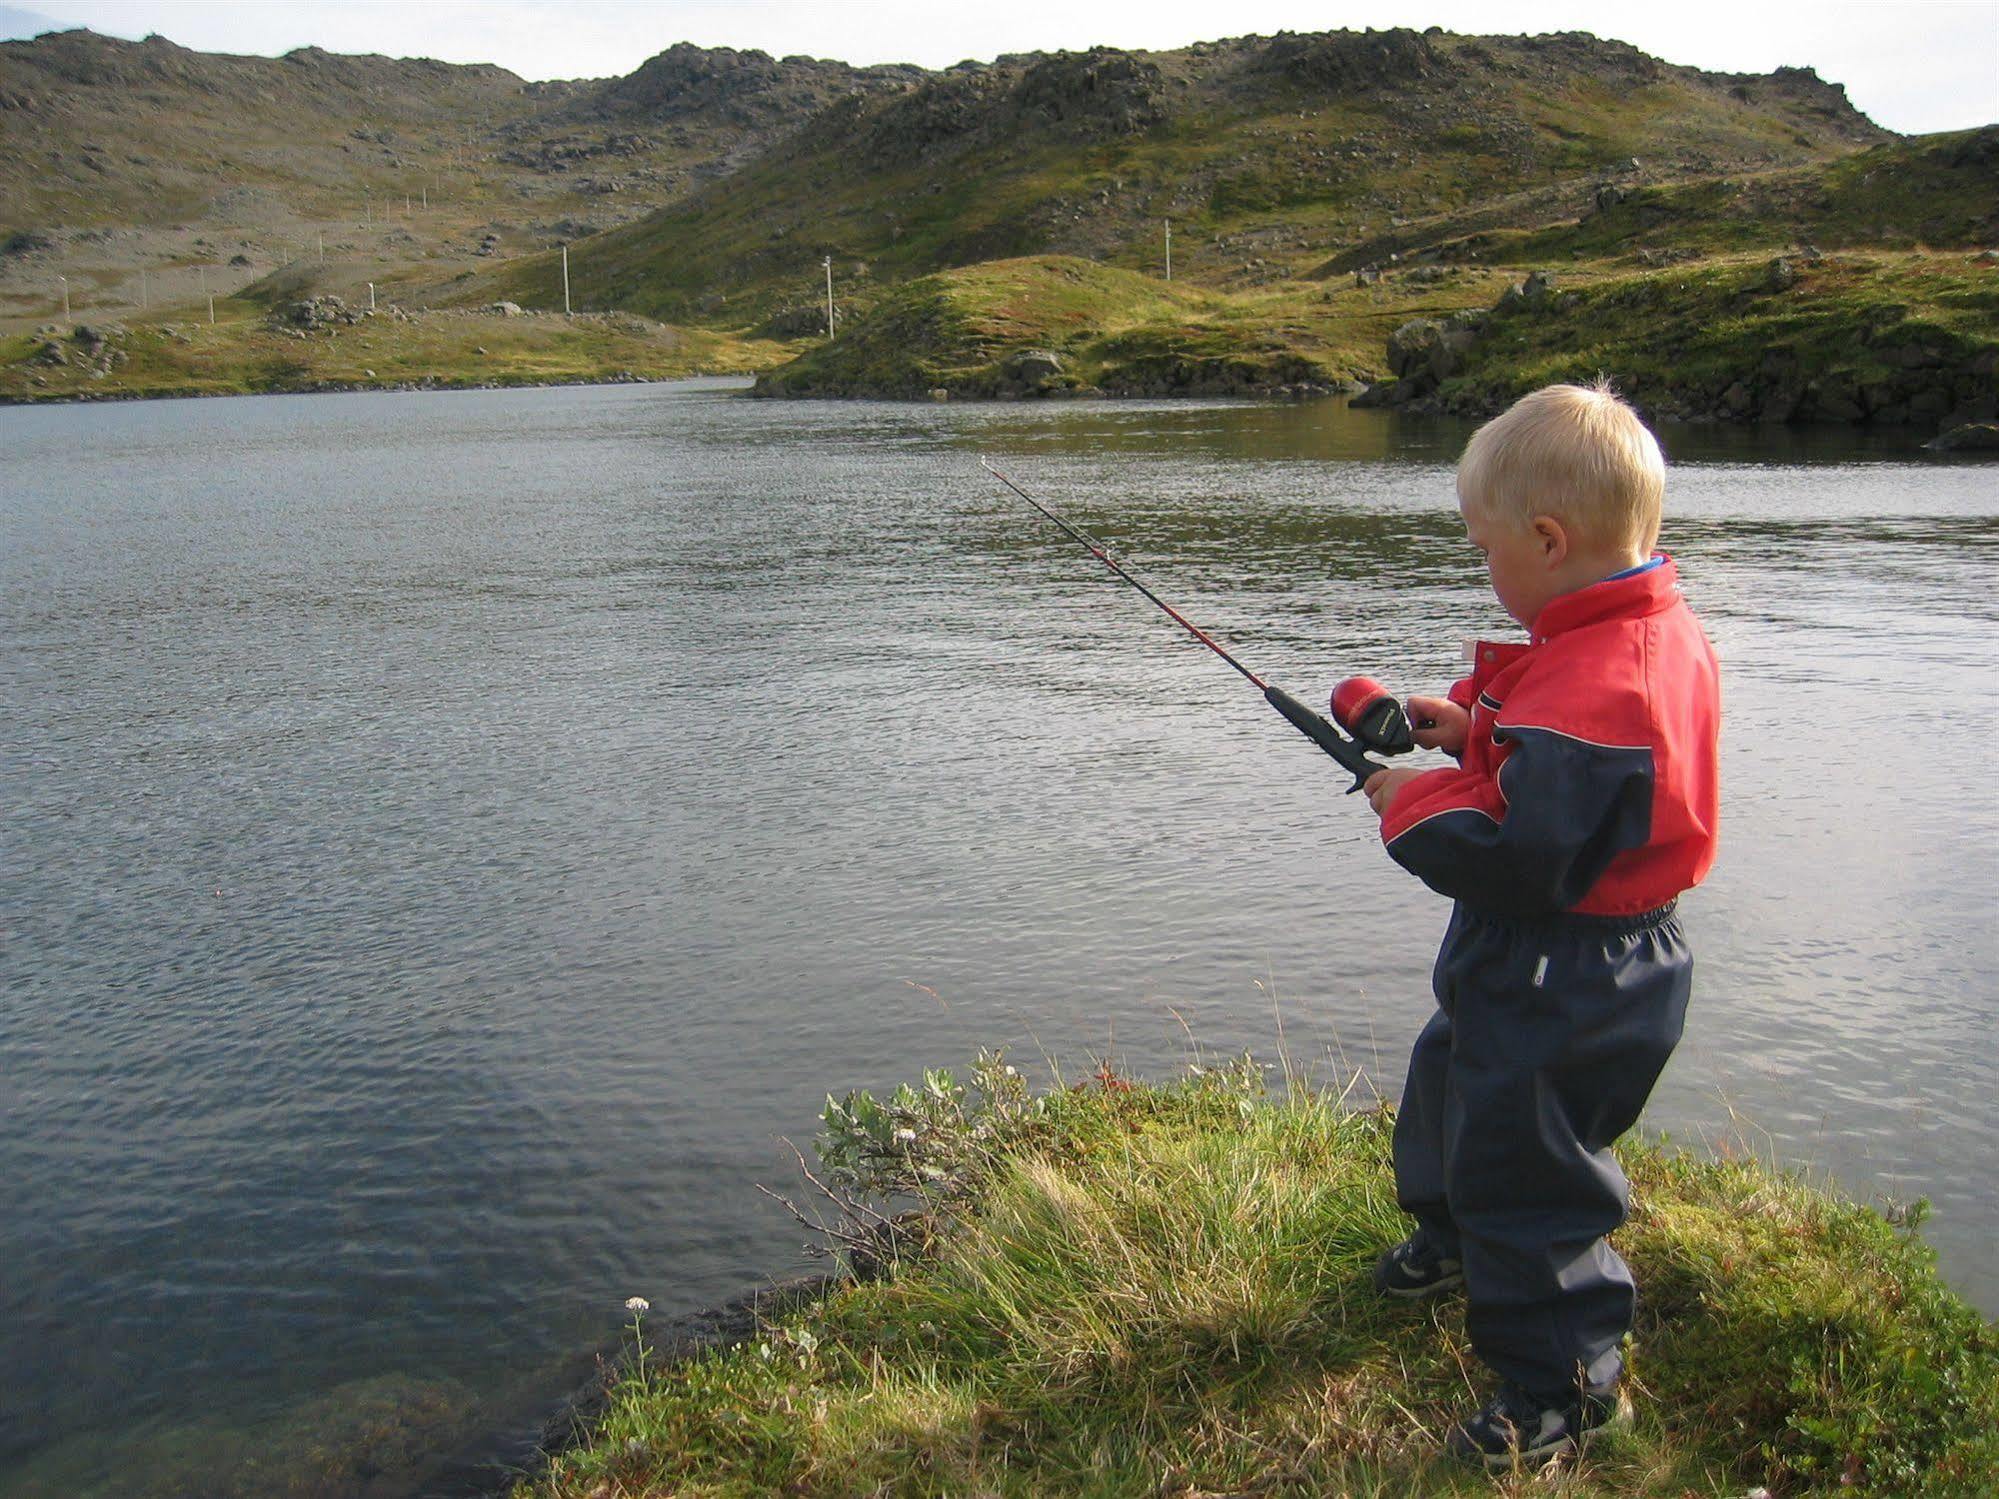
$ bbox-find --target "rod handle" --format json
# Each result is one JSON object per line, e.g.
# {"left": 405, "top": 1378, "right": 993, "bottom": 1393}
{"left": 1264, "top": 685, "right": 1387, "bottom": 794}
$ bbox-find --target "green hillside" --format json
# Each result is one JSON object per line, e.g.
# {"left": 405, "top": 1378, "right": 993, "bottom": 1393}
{"left": 450, "top": 29, "right": 1890, "bottom": 326}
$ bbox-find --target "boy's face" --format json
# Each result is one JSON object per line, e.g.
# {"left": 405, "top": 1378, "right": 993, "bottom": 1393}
{"left": 1461, "top": 500, "right": 1565, "bottom": 628}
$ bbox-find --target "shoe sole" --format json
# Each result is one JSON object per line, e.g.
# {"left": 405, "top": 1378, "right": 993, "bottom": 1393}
{"left": 1378, "top": 1270, "right": 1464, "bottom": 1300}
{"left": 1467, "top": 1391, "right": 1634, "bottom": 1471}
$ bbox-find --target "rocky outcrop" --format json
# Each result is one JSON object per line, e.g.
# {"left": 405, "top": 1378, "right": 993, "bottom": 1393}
{"left": 1255, "top": 28, "right": 1447, "bottom": 90}
{"left": 1011, "top": 49, "right": 1167, "bottom": 138}
{"left": 269, "top": 295, "right": 360, "bottom": 331}
{"left": 1924, "top": 421, "right": 1999, "bottom": 453}
{"left": 582, "top": 43, "right": 918, "bottom": 129}
{"left": 1003, "top": 347, "right": 1065, "bottom": 389}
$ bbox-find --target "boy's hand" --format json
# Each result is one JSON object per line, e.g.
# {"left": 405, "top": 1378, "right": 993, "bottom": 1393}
{"left": 1363, "top": 768, "right": 1425, "bottom": 817}
{"left": 1407, "top": 696, "right": 1469, "bottom": 755}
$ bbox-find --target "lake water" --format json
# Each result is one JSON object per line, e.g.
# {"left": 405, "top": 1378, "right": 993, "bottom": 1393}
{"left": 2, "top": 380, "right": 1994, "bottom": 1496}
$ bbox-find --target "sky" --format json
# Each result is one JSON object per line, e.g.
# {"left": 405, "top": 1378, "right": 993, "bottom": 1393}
{"left": 2, "top": 1, "right": 1994, "bottom": 135}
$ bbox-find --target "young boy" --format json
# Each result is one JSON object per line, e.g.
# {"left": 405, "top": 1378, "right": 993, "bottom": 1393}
{"left": 1360, "top": 380, "right": 1720, "bottom": 1467}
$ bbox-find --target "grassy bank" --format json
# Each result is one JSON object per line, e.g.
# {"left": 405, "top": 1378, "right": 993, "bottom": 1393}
{"left": 518, "top": 1056, "right": 1997, "bottom": 1497}
{"left": 1404, "top": 251, "right": 1998, "bottom": 426}
{"left": 747, "top": 248, "right": 1997, "bottom": 434}
{"left": 0, "top": 302, "right": 794, "bottom": 403}
{"left": 750, "top": 254, "right": 1513, "bottom": 399}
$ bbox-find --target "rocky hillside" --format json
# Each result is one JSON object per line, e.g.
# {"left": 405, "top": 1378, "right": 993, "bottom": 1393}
{"left": 458, "top": 27, "right": 1893, "bottom": 324}
{"left": 0, "top": 29, "right": 910, "bottom": 228}
{"left": 0, "top": 28, "right": 911, "bottom": 329}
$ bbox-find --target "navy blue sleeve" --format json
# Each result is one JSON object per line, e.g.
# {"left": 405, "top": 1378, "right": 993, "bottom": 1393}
{"left": 1381, "top": 728, "right": 1655, "bottom": 916}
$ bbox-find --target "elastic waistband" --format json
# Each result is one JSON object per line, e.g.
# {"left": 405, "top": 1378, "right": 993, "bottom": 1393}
{"left": 1457, "top": 899, "right": 1679, "bottom": 935}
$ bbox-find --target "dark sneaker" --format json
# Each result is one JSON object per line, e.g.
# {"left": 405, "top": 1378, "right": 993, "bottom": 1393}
{"left": 1372, "top": 1234, "right": 1464, "bottom": 1298}
{"left": 1446, "top": 1381, "right": 1631, "bottom": 1468}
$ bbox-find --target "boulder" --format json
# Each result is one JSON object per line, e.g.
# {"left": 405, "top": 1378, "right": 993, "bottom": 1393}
{"left": 1004, "top": 348, "right": 1064, "bottom": 387}
{"left": 1765, "top": 257, "right": 1799, "bottom": 292}
{"left": 1495, "top": 270, "right": 1556, "bottom": 315}
{"left": 1923, "top": 421, "right": 1999, "bottom": 453}
{"left": 1387, "top": 318, "right": 1444, "bottom": 379}
{"left": 488, "top": 301, "right": 524, "bottom": 317}
{"left": 271, "top": 296, "right": 355, "bottom": 331}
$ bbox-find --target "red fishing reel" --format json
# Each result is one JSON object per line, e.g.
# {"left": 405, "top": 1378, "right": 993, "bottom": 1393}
{"left": 1330, "top": 677, "right": 1415, "bottom": 755}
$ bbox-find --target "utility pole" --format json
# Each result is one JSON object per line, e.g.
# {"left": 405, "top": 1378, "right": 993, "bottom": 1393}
{"left": 422, "top": 181, "right": 429, "bottom": 210}
{"left": 368, "top": 282, "right": 376, "bottom": 311}
{"left": 405, "top": 193, "right": 411, "bottom": 215}
{"left": 562, "top": 243, "right": 571, "bottom": 315}
{"left": 59, "top": 275, "right": 70, "bottom": 323}
{"left": 207, "top": 293, "right": 216, "bottom": 324}
{"left": 823, "top": 255, "right": 834, "bottom": 339}
{"left": 1164, "top": 220, "right": 1172, "bottom": 282}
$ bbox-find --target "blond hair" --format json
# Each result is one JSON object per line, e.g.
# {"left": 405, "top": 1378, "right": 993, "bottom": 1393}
{"left": 1456, "top": 380, "right": 1665, "bottom": 553}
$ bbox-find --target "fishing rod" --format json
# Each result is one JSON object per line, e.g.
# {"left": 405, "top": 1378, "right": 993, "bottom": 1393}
{"left": 983, "top": 458, "right": 1412, "bottom": 794}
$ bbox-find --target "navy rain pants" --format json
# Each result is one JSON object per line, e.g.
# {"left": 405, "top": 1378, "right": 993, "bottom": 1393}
{"left": 1392, "top": 901, "right": 1692, "bottom": 1395}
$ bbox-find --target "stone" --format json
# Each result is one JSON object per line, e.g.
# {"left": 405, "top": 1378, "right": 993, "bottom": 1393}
{"left": 488, "top": 301, "right": 524, "bottom": 317}
{"left": 1003, "top": 347, "right": 1064, "bottom": 387}
{"left": 1765, "top": 257, "right": 1798, "bottom": 292}
{"left": 1386, "top": 318, "right": 1444, "bottom": 378}
{"left": 1923, "top": 421, "right": 1999, "bottom": 452}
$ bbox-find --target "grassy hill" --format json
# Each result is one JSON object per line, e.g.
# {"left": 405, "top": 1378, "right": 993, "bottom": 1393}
{"left": 453, "top": 29, "right": 1890, "bottom": 326}
{"left": 6, "top": 27, "right": 1991, "bottom": 420}
{"left": 0, "top": 29, "right": 912, "bottom": 333}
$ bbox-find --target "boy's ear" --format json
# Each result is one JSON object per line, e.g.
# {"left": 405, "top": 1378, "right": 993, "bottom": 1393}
{"left": 1529, "top": 514, "right": 1570, "bottom": 566}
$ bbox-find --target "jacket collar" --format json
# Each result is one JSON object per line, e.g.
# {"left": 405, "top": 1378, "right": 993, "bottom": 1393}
{"left": 1528, "top": 554, "right": 1681, "bottom": 644}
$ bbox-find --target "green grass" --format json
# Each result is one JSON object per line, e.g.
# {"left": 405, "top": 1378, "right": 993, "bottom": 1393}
{"left": 1431, "top": 251, "right": 1999, "bottom": 421}
{"left": 750, "top": 254, "right": 1512, "bottom": 397}
{"left": 1485, "top": 129, "right": 1999, "bottom": 267}
{"left": 746, "top": 246, "right": 1996, "bottom": 424}
{"left": 518, "top": 1057, "right": 1998, "bottom": 1497}
{"left": 0, "top": 302, "right": 796, "bottom": 402}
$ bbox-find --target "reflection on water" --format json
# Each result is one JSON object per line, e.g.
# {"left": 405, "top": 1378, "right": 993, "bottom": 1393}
{"left": 2, "top": 383, "right": 1994, "bottom": 1496}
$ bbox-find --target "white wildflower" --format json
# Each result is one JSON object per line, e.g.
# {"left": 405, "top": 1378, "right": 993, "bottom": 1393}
{"left": 624, "top": 1296, "right": 650, "bottom": 1313}
{"left": 892, "top": 1127, "right": 917, "bottom": 1145}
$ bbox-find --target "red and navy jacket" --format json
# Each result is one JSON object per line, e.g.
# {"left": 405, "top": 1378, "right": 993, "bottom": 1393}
{"left": 1379, "top": 556, "right": 1720, "bottom": 919}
